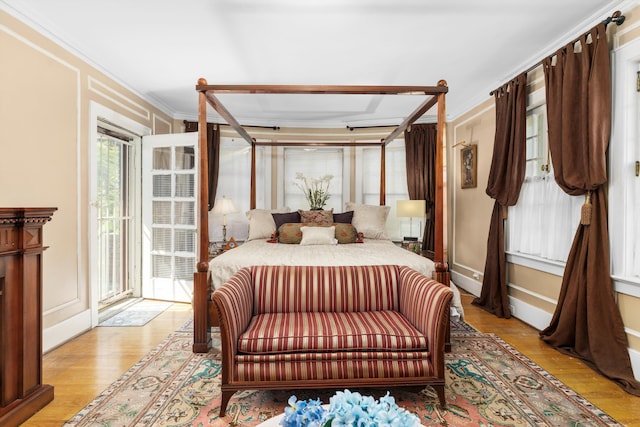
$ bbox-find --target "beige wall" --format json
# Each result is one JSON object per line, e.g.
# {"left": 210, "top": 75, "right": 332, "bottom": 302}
{"left": 447, "top": 4, "right": 640, "bottom": 366}
{"left": 3, "top": 3, "right": 640, "bottom": 367}
{"left": 1, "top": 11, "right": 173, "bottom": 350}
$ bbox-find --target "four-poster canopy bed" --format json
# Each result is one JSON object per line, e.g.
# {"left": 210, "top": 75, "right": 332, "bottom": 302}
{"left": 193, "top": 78, "right": 450, "bottom": 352}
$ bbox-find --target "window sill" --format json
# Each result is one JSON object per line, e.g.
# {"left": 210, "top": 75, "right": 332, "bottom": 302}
{"left": 505, "top": 252, "right": 566, "bottom": 277}
{"left": 611, "top": 275, "right": 640, "bottom": 298}
{"left": 506, "top": 252, "right": 640, "bottom": 297}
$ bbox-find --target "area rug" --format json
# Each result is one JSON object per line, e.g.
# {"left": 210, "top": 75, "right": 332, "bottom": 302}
{"left": 98, "top": 299, "right": 173, "bottom": 327}
{"left": 64, "top": 325, "right": 622, "bottom": 426}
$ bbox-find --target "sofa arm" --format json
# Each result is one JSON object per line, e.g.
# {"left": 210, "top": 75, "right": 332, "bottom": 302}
{"left": 398, "top": 266, "right": 453, "bottom": 353}
{"left": 211, "top": 267, "right": 254, "bottom": 363}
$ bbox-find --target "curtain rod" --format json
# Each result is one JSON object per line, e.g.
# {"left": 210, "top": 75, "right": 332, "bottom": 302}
{"left": 489, "top": 10, "right": 625, "bottom": 96}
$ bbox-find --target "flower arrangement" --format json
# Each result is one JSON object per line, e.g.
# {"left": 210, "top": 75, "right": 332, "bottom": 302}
{"left": 280, "top": 390, "right": 421, "bottom": 427}
{"left": 294, "top": 172, "right": 333, "bottom": 210}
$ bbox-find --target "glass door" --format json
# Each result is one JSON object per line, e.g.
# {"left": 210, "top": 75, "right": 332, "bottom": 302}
{"left": 96, "top": 125, "right": 137, "bottom": 306}
{"left": 142, "top": 133, "right": 198, "bottom": 302}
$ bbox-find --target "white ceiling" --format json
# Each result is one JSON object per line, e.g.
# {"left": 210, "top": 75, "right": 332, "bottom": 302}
{"left": 1, "top": 0, "right": 629, "bottom": 128}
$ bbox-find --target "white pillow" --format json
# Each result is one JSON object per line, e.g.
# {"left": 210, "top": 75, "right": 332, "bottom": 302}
{"left": 299, "top": 226, "right": 337, "bottom": 245}
{"left": 345, "top": 202, "right": 391, "bottom": 240}
{"left": 246, "top": 207, "right": 290, "bottom": 241}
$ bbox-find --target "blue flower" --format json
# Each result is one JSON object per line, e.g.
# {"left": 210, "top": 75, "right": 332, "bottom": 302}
{"left": 280, "top": 390, "right": 421, "bottom": 427}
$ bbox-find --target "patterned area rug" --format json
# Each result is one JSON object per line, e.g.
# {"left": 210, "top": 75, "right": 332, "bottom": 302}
{"left": 64, "top": 323, "right": 622, "bottom": 427}
{"left": 99, "top": 300, "right": 173, "bottom": 327}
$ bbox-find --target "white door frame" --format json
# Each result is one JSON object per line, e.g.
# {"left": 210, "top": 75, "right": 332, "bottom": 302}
{"left": 89, "top": 102, "right": 150, "bottom": 327}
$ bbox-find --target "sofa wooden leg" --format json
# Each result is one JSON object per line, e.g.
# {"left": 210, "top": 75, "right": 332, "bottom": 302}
{"left": 435, "top": 385, "right": 447, "bottom": 408}
{"left": 219, "top": 390, "right": 234, "bottom": 416}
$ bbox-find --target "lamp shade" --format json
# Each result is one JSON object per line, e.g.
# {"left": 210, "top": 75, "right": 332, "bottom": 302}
{"left": 396, "top": 200, "right": 426, "bottom": 218}
{"left": 212, "top": 197, "right": 236, "bottom": 215}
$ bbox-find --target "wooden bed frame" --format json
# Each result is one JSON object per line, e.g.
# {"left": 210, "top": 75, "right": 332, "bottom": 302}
{"left": 193, "top": 79, "right": 450, "bottom": 352}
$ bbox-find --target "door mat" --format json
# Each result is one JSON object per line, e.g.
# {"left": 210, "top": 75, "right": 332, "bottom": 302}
{"left": 98, "top": 299, "right": 173, "bottom": 327}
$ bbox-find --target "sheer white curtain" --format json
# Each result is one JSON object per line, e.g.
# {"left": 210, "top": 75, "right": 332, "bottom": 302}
{"left": 209, "top": 138, "right": 267, "bottom": 242}
{"left": 633, "top": 152, "right": 640, "bottom": 278}
{"left": 508, "top": 174, "right": 582, "bottom": 262}
{"left": 507, "top": 98, "right": 583, "bottom": 264}
{"left": 359, "top": 140, "right": 408, "bottom": 240}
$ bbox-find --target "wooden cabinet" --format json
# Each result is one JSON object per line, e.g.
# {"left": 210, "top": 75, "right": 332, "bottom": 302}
{"left": 0, "top": 208, "right": 56, "bottom": 427}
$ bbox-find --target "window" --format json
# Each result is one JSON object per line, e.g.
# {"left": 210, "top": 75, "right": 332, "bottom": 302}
{"left": 610, "top": 42, "right": 640, "bottom": 288}
{"left": 283, "top": 147, "right": 344, "bottom": 212}
{"left": 210, "top": 138, "right": 268, "bottom": 241}
{"left": 357, "top": 140, "right": 409, "bottom": 240}
{"left": 507, "top": 89, "right": 582, "bottom": 268}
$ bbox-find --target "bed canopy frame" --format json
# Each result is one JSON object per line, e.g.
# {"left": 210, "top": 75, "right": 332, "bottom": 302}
{"left": 193, "top": 78, "right": 449, "bottom": 352}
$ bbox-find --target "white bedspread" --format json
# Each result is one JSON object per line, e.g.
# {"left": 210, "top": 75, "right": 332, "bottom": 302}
{"left": 208, "top": 239, "right": 464, "bottom": 318}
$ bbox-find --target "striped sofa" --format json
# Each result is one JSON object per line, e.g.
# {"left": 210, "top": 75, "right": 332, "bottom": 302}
{"left": 211, "top": 264, "right": 453, "bottom": 416}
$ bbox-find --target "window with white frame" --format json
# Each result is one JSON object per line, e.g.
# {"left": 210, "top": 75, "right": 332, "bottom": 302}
{"left": 358, "top": 140, "right": 409, "bottom": 240}
{"left": 609, "top": 42, "right": 640, "bottom": 286}
{"left": 507, "top": 90, "right": 582, "bottom": 266}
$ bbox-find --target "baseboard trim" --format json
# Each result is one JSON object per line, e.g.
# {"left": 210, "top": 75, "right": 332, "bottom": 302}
{"left": 43, "top": 309, "right": 91, "bottom": 353}
{"left": 629, "top": 348, "right": 640, "bottom": 381}
{"left": 450, "top": 270, "right": 640, "bottom": 381}
{"left": 450, "top": 270, "right": 482, "bottom": 297}
{"left": 507, "top": 294, "right": 553, "bottom": 331}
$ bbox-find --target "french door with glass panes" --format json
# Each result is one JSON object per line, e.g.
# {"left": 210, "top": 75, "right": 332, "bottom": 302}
{"left": 142, "top": 133, "right": 198, "bottom": 302}
{"left": 96, "top": 125, "right": 138, "bottom": 306}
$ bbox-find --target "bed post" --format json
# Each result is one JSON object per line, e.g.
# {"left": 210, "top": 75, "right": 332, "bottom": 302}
{"left": 251, "top": 143, "right": 257, "bottom": 209}
{"left": 433, "top": 80, "right": 451, "bottom": 352}
{"left": 432, "top": 80, "right": 449, "bottom": 286}
{"left": 380, "top": 141, "right": 386, "bottom": 205}
{"left": 193, "top": 78, "right": 212, "bottom": 353}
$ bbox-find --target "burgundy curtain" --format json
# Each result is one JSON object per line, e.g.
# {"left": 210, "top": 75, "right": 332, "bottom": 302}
{"left": 404, "top": 124, "right": 436, "bottom": 252}
{"left": 185, "top": 121, "right": 221, "bottom": 210}
{"left": 539, "top": 23, "right": 640, "bottom": 396}
{"left": 472, "top": 74, "right": 527, "bottom": 318}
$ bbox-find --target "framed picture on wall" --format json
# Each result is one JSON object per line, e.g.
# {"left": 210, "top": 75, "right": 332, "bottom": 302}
{"left": 461, "top": 144, "right": 477, "bottom": 189}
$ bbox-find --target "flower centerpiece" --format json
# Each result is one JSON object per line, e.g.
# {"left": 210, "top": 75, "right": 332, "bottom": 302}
{"left": 294, "top": 172, "right": 333, "bottom": 210}
{"left": 280, "top": 390, "right": 421, "bottom": 427}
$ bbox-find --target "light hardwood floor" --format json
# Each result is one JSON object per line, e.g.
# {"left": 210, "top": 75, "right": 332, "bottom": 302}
{"left": 22, "top": 292, "right": 640, "bottom": 426}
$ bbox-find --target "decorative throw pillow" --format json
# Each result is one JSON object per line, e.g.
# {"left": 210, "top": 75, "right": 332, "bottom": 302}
{"left": 246, "top": 207, "right": 290, "bottom": 241}
{"left": 334, "top": 223, "right": 359, "bottom": 244}
{"left": 345, "top": 202, "right": 391, "bottom": 240}
{"left": 333, "top": 210, "right": 354, "bottom": 224}
{"left": 299, "top": 226, "right": 336, "bottom": 246}
{"left": 277, "top": 222, "right": 309, "bottom": 244}
{"left": 298, "top": 209, "right": 334, "bottom": 225}
{"left": 272, "top": 211, "right": 301, "bottom": 230}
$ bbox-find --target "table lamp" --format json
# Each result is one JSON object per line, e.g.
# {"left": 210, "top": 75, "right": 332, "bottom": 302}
{"left": 212, "top": 196, "right": 236, "bottom": 243}
{"left": 396, "top": 199, "right": 426, "bottom": 240}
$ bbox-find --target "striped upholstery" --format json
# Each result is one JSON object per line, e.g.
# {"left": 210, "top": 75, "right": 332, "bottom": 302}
{"left": 234, "top": 351, "right": 433, "bottom": 382}
{"left": 398, "top": 267, "right": 451, "bottom": 339}
{"left": 211, "top": 264, "right": 453, "bottom": 414}
{"left": 251, "top": 265, "right": 399, "bottom": 314}
{"left": 238, "top": 310, "right": 427, "bottom": 354}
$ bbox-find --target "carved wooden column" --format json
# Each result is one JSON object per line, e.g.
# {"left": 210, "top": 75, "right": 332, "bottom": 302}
{"left": 0, "top": 207, "right": 56, "bottom": 427}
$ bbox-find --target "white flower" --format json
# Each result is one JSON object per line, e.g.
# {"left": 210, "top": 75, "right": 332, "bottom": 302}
{"left": 294, "top": 173, "right": 333, "bottom": 210}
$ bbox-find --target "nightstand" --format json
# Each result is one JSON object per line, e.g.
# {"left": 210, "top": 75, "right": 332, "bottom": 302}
{"left": 208, "top": 239, "right": 243, "bottom": 260}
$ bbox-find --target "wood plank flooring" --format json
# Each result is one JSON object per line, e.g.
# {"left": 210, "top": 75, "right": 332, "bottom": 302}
{"left": 22, "top": 292, "right": 640, "bottom": 426}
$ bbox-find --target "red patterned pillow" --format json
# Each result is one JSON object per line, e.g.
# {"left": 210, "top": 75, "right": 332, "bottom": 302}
{"left": 298, "top": 209, "right": 333, "bottom": 225}
{"left": 334, "top": 223, "right": 359, "bottom": 244}
{"left": 278, "top": 222, "right": 359, "bottom": 244}
{"left": 278, "top": 222, "right": 314, "bottom": 244}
